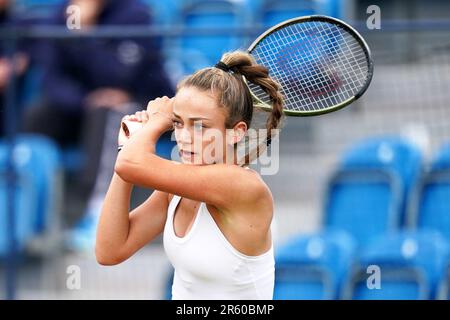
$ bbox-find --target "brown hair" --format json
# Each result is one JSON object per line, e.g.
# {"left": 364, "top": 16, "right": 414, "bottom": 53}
{"left": 177, "top": 51, "right": 285, "bottom": 164}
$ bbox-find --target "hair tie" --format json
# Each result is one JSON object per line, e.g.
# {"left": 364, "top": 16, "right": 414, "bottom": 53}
{"left": 215, "top": 61, "right": 231, "bottom": 73}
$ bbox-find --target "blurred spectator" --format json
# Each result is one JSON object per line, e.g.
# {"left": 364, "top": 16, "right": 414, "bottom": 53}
{"left": 21, "top": 0, "right": 174, "bottom": 250}
{"left": 0, "top": 0, "right": 32, "bottom": 137}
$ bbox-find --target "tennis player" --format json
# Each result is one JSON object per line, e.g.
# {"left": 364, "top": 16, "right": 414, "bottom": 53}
{"left": 95, "top": 51, "right": 284, "bottom": 299}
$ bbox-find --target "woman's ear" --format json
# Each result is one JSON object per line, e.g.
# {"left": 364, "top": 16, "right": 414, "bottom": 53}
{"left": 231, "top": 121, "right": 248, "bottom": 144}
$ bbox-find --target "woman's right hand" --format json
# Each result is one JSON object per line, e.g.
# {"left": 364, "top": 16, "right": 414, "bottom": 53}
{"left": 118, "top": 110, "right": 149, "bottom": 146}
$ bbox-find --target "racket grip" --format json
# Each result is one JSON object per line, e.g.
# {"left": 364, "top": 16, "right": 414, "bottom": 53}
{"left": 121, "top": 119, "right": 144, "bottom": 138}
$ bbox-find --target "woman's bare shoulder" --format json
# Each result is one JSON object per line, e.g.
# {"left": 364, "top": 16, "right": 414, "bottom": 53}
{"left": 219, "top": 165, "right": 273, "bottom": 215}
{"left": 244, "top": 166, "right": 272, "bottom": 195}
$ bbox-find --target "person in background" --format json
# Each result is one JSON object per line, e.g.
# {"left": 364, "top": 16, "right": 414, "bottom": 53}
{"left": 0, "top": 0, "right": 32, "bottom": 137}
{"left": 22, "top": 0, "right": 174, "bottom": 250}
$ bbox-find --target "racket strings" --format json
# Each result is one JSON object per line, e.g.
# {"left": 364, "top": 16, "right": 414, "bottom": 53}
{"left": 250, "top": 20, "right": 370, "bottom": 113}
{"left": 266, "top": 22, "right": 357, "bottom": 108}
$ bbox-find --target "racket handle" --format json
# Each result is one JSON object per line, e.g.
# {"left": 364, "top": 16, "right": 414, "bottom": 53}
{"left": 121, "top": 119, "right": 143, "bottom": 138}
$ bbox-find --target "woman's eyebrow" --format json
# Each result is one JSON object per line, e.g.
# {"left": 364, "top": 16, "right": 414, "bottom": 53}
{"left": 172, "top": 111, "right": 210, "bottom": 121}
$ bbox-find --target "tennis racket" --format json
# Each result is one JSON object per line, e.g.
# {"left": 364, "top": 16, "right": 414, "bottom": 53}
{"left": 122, "top": 15, "right": 373, "bottom": 136}
{"left": 247, "top": 15, "right": 373, "bottom": 116}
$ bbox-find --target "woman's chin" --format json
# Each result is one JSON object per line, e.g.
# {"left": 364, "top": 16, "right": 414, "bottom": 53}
{"left": 180, "top": 156, "right": 201, "bottom": 165}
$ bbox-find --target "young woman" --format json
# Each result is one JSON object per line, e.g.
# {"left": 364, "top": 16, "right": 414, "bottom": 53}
{"left": 95, "top": 51, "right": 284, "bottom": 300}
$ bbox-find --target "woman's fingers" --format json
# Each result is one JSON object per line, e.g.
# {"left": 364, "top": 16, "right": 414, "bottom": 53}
{"left": 124, "top": 110, "right": 148, "bottom": 123}
{"left": 130, "top": 113, "right": 140, "bottom": 122}
{"left": 141, "top": 110, "right": 149, "bottom": 123}
{"left": 119, "top": 110, "right": 148, "bottom": 141}
{"left": 146, "top": 96, "right": 173, "bottom": 115}
{"left": 136, "top": 110, "right": 148, "bottom": 123}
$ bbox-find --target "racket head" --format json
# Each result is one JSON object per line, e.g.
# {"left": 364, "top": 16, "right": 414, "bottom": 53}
{"left": 247, "top": 15, "right": 374, "bottom": 116}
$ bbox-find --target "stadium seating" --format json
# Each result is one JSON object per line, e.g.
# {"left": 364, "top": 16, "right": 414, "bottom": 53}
{"left": 142, "top": 0, "right": 181, "bottom": 26}
{"left": 15, "top": 135, "right": 62, "bottom": 233}
{"left": 437, "top": 266, "right": 450, "bottom": 300}
{"left": 274, "top": 229, "right": 356, "bottom": 299}
{"left": 0, "top": 141, "right": 38, "bottom": 257}
{"left": 406, "top": 141, "right": 450, "bottom": 300}
{"left": 324, "top": 168, "right": 402, "bottom": 248}
{"left": 273, "top": 136, "right": 425, "bottom": 300}
{"left": 408, "top": 142, "right": 450, "bottom": 241}
{"left": 343, "top": 231, "right": 449, "bottom": 300}
{"left": 257, "top": 0, "right": 317, "bottom": 28}
{"left": 323, "top": 136, "right": 423, "bottom": 247}
{"left": 174, "top": 0, "right": 244, "bottom": 75}
{"left": 254, "top": 0, "right": 343, "bottom": 28}
{"left": 0, "top": 135, "right": 62, "bottom": 257}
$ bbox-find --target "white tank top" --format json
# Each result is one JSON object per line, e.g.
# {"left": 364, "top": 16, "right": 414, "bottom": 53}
{"left": 163, "top": 195, "right": 275, "bottom": 300}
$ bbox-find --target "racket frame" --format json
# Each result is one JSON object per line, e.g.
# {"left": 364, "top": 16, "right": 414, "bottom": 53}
{"left": 246, "top": 15, "right": 374, "bottom": 116}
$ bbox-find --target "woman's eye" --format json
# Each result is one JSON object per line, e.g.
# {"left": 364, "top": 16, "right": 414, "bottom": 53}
{"left": 173, "top": 120, "right": 182, "bottom": 128}
{"left": 194, "top": 123, "right": 203, "bottom": 130}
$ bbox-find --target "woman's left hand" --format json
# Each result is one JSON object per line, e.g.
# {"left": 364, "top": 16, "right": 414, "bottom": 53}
{"left": 119, "top": 96, "right": 174, "bottom": 145}
{"left": 145, "top": 96, "right": 174, "bottom": 132}
{"left": 119, "top": 111, "right": 147, "bottom": 145}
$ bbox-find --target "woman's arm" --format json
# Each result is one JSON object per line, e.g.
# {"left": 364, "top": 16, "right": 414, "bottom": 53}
{"left": 115, "top": 98, "right": 269, "bottom": 212}
{"left": 95, "top": 100, "right": 173, "bottom": 266}
{"left": 95, "top": 172, "right": 169, "bottom": 266}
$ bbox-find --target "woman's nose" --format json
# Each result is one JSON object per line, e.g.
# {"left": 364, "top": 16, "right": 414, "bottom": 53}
{"left": 177, "top": 127, "right": 193, "bottom": 144}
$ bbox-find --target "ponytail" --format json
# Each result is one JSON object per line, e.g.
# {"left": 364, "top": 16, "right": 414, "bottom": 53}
{"left": 178, "top": 50, "right": 285, "bottom": 165}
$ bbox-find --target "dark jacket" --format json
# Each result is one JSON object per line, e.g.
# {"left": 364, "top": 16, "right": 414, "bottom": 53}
{"left": 42, "top": 0, "right": 173, "bottom": 113}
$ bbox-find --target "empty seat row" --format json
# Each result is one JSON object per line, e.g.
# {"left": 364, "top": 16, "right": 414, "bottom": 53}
{"left": 274, "top": 136, "right": 450, "bottom": 299}
{"left": 275, "top": 230, "right": 450, "bottom": 300}
{"left": 0, "top": 134, "right": 62, "bottom": 257}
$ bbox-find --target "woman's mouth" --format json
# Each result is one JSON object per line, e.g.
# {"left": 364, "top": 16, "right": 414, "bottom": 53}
{"left": 180, "top": 150, "right": 196, "bottom": 159}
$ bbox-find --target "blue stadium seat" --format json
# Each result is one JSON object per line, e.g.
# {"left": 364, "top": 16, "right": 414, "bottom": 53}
{"left": 156, "top": 132, "right": 177, "bottom": 160}
{"left": 314, "top": 0, "right": 343, "bottom": 18}
{"left": 15, "top": 135, "right": 63, "bottom": 233}
{"left": 258, "top": 0, "right": 316, "bottom": 28}
{"left": 255, "top": 0, "right": 344, "bottom": 28}
{"left": 432, "top": 142, "right": 450, "bottom": 171}
{"left": 173, "top": 0, "right": 244, "bottom": 76}
{"left": 437, "top": 266, "right": 450, "bottom": 300}
{"left": 274, "top": 230, "right": 356, "bottom": 300}
{"left": 324, "top": 169, "right": 402, "bottom": 248}
{"left": 0, "top": 135, "right": 62, "bottom": 233}
{"left": 142, "top": 0, "right": 180, "bottom": 26}
{"left": 0, "top": 142, "right": 38, "bottom": 257}
{"left": 344, "top": 231, "right": 449, "bottom": 300}
{"left": 408, "top": 142, "right": 450, "bottom": 241}
{"left": 347, "top": 268, "right": 426, "bottom": 300}
{"left": 323, "top": 136, "right": 423, "bottom": 247}
{"left": 340, "top": 136, "right": 422, "bottom": 213}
